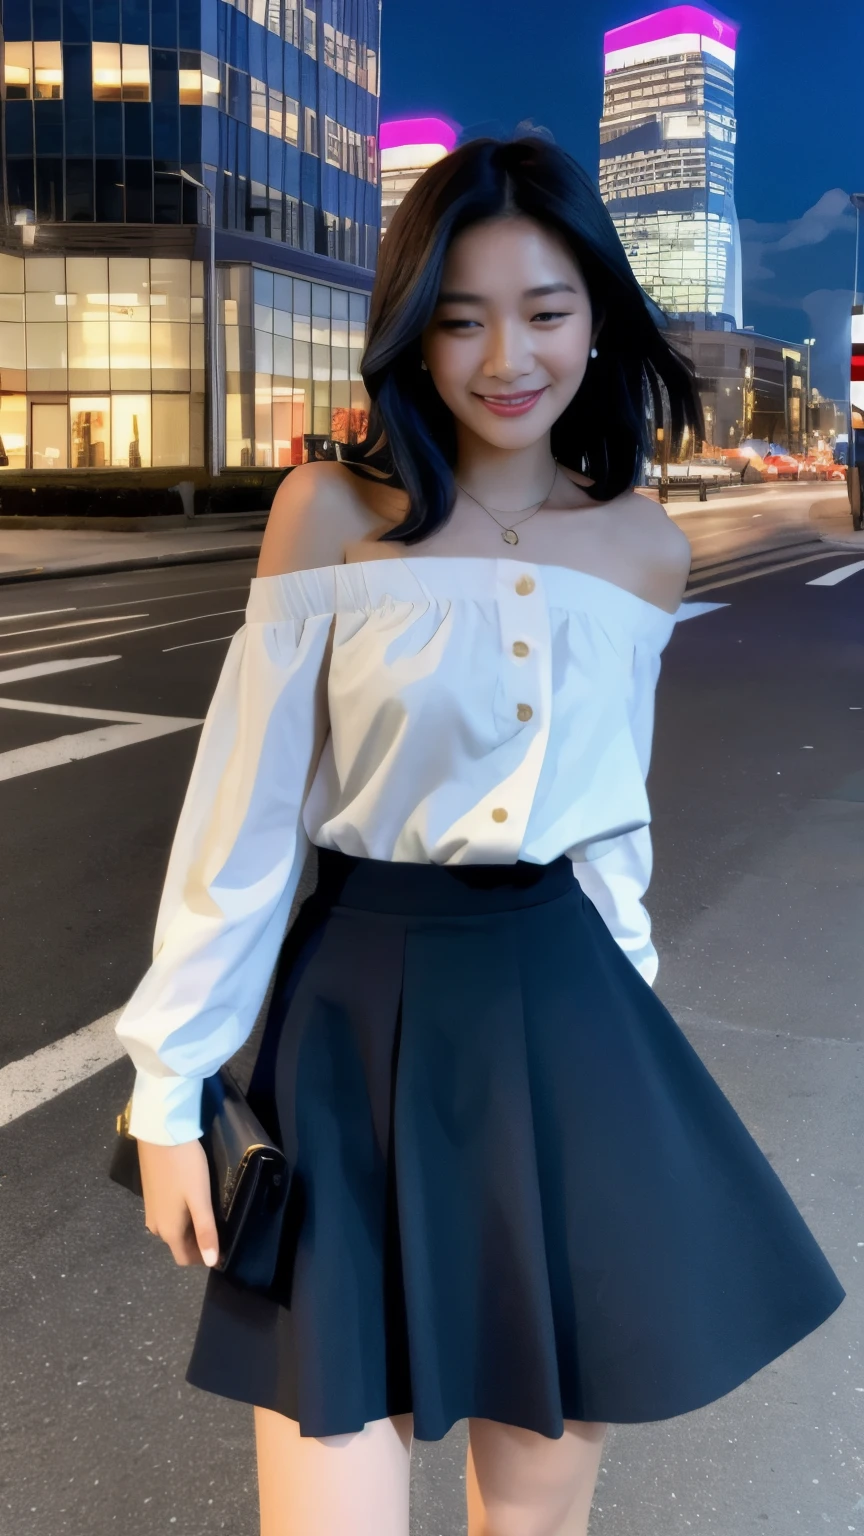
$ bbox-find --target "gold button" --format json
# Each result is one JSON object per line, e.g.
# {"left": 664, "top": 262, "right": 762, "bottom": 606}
{"left": 512, "top": 640, "right": 529, "bottom": 658}
{"left": 491, "top": 807, "right": 508, "bottom": 823}
{"left": 515, "top": 575, "right": 535, "bottom": 595}
{"left": 516, "top": 703, "right": 533, "bottom": 722}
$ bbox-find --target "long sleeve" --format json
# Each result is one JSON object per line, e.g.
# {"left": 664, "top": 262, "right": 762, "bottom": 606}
{"left": 567, "top": 630, "right": 666, "bottom": 988}
{"left": 114, "top": 606, "right": 333, "bottom": 1145}
{"left": 570, "top": 823, "right": 658, "bottom": 985}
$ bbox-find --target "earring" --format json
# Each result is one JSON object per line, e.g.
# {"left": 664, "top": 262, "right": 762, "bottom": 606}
{"left": 590, "top": 346, "right": 598, "bottom": 359}
{"left": 420, "top": 358, "right": 428, "bottom": 370}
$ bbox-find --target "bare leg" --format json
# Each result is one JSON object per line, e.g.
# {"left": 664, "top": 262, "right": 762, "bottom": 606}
{"left": 465, "top": 1418, "right": 607, "bottom": 1536}
{"left": 254, "top": 1406, "right": 414, "bottom": 1536}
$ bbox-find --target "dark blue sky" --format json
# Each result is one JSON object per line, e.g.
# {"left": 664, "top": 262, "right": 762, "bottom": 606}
{"left": 380, "top": 1, "right": 864, "bottom": 396}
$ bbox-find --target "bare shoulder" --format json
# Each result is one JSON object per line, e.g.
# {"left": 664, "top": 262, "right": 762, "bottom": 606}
{"left": 256, "top": 461, "right": 407, "bottom": 578}
{"left": 614, "top": 490, "right": 692, "bottom": 611}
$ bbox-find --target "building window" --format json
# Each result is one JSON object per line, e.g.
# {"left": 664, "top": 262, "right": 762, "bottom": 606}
{"left": 284, "top": 96, "right": 300, "bottom": 146}
{"left": 324, "top": 116, "right": 342, "bottom": 168}
{"left": 265, "top": 0, "right": 281, "bottom": 33}
{"left": 5, "top": 41, "right": 63, "bottom": 100}
{"left": 365, "top": 135, "right": 378, "bottom": 185}
{"left": 304, "top": 107, "right": 318, "bottom": 156}
{"left": 179, "top": 66, "right": 202, "bottom": 105}
{"left": 283, "top": 0, "right": 300, "bottom": 46}
{"left": 303, "top": 5, "right": 317, "bottom": 57}
{"left": 227, "top": 66, "right": 248, "bottom": 121}
{"left": 251, "top": 78, "right": 267, "bottom": 133}
{"left": 268, "top": 87, "right": 283, "bottom": 138}
{"left": 92, "top": 43, "right": 151, "bottom": 102}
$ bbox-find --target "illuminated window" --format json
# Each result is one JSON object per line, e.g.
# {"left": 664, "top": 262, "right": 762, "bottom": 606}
{"left": 92, "top": 43, "right": 150, "bottom": 102}
{"left": 268, "top": 87, "right": 283, "bottom": 138}
{"left": 34, "top": 42, "right": 63, "bottom": 98}
{"left": 70, "top": 398, "right": 110, "bottom": 467}
{"left": 251, "top": 78, "right": 267, "bottom": 133}
{"left": 179, "top": 68, "right": 202, "bottom": 105}
{"left": 5, "top": 42, "right": 33, "bottom": 100}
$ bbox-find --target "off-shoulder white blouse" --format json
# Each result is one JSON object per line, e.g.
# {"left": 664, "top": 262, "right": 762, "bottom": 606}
{"left": 115, "top": 556, "right": 681, "bottom": 1145}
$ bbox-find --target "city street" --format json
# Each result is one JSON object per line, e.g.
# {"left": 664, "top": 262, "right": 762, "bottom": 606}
{"left": 1, "top": 530, "right": 862, "bottom": 1536}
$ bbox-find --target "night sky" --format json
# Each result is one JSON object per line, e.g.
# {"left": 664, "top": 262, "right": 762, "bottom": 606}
{"left": 380, "top": 1, "right": 864, "bottom": 398}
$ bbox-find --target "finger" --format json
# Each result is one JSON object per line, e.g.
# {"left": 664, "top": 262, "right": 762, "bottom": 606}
{"left": 165, "top": 1227, "right": 206, "bottom": 1267}
{"left": 186, "top": 1195, "right": 220, "bottom": 1268}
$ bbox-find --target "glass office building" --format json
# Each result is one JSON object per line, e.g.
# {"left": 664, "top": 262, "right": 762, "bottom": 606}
{"left": 0, "top": 0, "right": 381, "bottom": 473}
{"left": 600, "top": 4, "right": 743, "bottom": 331}
{"left": 379, "top": 115, "right": 458, "bottom": 235}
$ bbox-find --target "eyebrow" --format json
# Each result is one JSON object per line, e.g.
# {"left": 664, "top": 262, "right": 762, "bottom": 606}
{"left": 436, "top": 282, "right": 579, "bottom": 304}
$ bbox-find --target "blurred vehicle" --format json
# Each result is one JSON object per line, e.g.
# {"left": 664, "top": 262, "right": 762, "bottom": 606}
{"left": 719, "top": 447, "right": 778, "bottom": 481}
{"left": 762, "top": 453, "right": 801, "bottom": 481}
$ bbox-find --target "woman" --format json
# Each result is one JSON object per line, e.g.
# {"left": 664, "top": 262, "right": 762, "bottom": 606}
{"left": 114, "top": 136, "right": 844, "bottom": 1536}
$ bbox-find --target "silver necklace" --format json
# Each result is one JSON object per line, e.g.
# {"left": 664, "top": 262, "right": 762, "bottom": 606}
{"left": 454, "top": 462, "right": 559, "bottom": 545}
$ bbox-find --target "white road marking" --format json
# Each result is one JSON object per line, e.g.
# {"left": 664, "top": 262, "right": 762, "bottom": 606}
{"left": 0, "top": 1007, "right": 127, "bottom": 1128}
{"left": 806, "top": 559, "right": 864, "bottom": 587}
{"left": 687, "top": 549, "right": 847, "bottom": 595}
{"left": 84, "top": 585, "right": 249, "bottom": 610}
{"left": 164, "top": 632, "right": 238, "bottom": 652}
{"left": 0, "top": 607, "right": 76, "bottom": 623}
{"left": 675, "top": 601, "right": 730, "bottom": 621}
{"left": 0, "top": 613, "right": 146, "bottom": 640}
{"left": 0, "top": 695, "right": 203, "bottom": 781}
{"left": 0, "top": 607, "right": 245, "bottom": 659}
{"left": 0, "top": 655, "right": 121, "bottom": 684}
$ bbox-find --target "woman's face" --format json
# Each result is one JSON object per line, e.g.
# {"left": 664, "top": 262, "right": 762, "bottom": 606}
{"left": 420, "top": 215, "right": 599, "bottom": 449}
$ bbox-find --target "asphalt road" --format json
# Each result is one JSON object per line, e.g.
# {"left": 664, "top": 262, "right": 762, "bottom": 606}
{"left": 0, "top": 534, "right": 862, "bottom": 1536}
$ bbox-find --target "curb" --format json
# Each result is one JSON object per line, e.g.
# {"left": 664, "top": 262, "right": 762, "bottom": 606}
{"left": 0, "top": 543, "right": 263, "bottom": 587}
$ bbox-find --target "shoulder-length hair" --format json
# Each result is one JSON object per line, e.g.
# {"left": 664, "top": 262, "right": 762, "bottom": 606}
{"left": 338, "top": 133, "right": 704, "bottom": 544}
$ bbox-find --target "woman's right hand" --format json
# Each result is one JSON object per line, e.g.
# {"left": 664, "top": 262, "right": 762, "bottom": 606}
{"left": 137, "top": 1137, "right": 221, "bottom": 1269}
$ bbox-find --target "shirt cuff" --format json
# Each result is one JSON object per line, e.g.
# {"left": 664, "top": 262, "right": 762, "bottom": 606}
{"left": 128, "top": 1069, "right": 205, "bottom": 1146}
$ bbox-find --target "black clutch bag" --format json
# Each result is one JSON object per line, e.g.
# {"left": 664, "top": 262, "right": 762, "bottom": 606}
{"left": 108, "top": 1065, "right": 292, "bottom": 1293}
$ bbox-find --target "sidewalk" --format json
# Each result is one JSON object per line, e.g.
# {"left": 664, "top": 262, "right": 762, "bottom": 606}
{"left": 0, "top": 522, "right": 266, "bottom": 584}
{"left": 0, "top": 505, "right": 860, "bottom": 585}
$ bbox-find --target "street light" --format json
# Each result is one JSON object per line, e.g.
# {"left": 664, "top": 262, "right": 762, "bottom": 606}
{"left": 164, "top": 169, "right": 220, "bottom": 478}
{"left": 803, "top": 337, "right": 815, "bottom": 450}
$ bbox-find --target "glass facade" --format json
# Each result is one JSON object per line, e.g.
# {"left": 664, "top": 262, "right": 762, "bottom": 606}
{"left": 0, "top": 254, "right": 204, "bottom": 468}
{"left": 0, "top": 0, "right": 379, "bottom": 474}
{"left": 221, "top": 264, "right": 369, "bottom": 465}
{"left": 600, "top": 10, "right": 743, "bottom": 330}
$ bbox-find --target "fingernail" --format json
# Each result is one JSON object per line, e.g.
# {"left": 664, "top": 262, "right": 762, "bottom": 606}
{"left": 202, "top": 1248, "right": 218, "bottom": 1266}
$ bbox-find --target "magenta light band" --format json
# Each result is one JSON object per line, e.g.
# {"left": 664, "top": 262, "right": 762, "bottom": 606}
{"left": 379, "top": 117, "right": 460, "bottom": 152}
{"left": 604, "top": 5, "right": 739, "bottom": 54}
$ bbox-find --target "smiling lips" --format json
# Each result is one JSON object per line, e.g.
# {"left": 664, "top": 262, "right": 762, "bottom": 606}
{"left": 474, "top": 387, "right": 548, "bottom": 416}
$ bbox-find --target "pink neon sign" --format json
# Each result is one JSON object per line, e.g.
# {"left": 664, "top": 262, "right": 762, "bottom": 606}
{"left": 604, "top": 5, "right": 739, "bottom": 54}
{"left": 379, "top": 117, "right": 460, "bottom": 152}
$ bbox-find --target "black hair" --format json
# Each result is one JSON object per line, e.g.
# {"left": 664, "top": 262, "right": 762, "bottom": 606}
{"left": 337, "top": 133, "right": 704, "bottom": 544}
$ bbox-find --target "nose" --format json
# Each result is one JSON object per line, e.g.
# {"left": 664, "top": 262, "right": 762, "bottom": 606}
{"left": 481, "top": 321, "right": 535, "bottom": 382}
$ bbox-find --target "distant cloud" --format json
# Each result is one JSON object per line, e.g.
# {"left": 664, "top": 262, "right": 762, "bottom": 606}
{"left": 740, "top": 188, "right": 857, "bottom": 282}
{"left": 739, "top": 190, "right": 858, "bottom": 395}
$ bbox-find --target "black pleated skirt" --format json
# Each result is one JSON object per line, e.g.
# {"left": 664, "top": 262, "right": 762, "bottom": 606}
{"left": 184, "top": 849, "right": 844, "bottom": 1441}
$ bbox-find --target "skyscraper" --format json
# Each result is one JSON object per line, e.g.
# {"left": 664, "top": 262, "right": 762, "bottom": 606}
{"left": 0, "top": 0, "right": 381, "bottom": 477}
{"left": 380, "top": 116, "right": 459, "bottom": 235}
{"left": 599, "top": 4, "right": 742, "bottom": 331}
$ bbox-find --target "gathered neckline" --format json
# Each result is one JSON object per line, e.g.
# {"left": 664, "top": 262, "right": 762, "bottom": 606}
{"left": 249, "top": 555, "right": 681, "bottom": 621}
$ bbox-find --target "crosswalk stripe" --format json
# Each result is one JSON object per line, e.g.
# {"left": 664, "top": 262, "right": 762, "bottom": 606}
{"left": 806, "top": 559, "right": 864, "bottom": 587}
{"left": 0, "top": 1008, "right": 127, "bottom": 1128}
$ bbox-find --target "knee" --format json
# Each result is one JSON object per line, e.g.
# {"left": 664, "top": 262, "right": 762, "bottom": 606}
{"left": 472, "top": 1500, "right": 571, "bottom": 1536}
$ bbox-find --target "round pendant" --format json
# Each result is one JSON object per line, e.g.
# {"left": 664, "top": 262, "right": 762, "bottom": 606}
{"left": 502, "top": 528, "right": 518, "bottom": 545}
